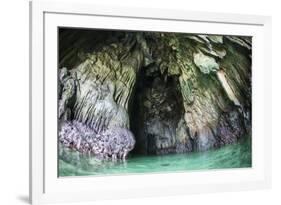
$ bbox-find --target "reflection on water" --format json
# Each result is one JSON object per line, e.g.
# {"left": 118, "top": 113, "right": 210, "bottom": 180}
{"left": 59, "top": 137, "right": 251, "bottom": 177}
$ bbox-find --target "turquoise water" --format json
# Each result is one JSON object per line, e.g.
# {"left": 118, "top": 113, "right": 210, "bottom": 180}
{"left": 59, "top": 137, "right": 251, "bottom": 177}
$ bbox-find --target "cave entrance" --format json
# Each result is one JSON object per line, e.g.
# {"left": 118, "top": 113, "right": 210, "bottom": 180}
{"left": 129, "top": 64, "right": 185, "bottom": 155}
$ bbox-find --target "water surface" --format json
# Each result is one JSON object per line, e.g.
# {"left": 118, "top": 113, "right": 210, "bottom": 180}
{"left": 59, "top": 137, "right": 251, "bottom": 177}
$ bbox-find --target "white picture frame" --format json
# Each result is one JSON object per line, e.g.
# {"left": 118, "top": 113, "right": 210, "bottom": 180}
{"left": 29, "top": 0, "right": 272, "bottom": 204}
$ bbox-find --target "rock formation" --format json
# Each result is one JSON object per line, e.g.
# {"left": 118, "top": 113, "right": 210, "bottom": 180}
{"left": 59, "top": 121, "right": 135, "bottom": 160}
{"left": 58, "top": 28, "right": 251, "bottom": 158}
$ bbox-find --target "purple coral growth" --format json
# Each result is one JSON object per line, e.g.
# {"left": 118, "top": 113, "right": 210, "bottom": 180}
{"left": 94, "top": 127, "right": 135, "bottom": 160}
{"left": 59, "top": 120, "right": 135, "bottom": 160}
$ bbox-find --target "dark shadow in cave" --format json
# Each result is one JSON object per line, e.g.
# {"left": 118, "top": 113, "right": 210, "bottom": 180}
{"left": 128, "top": 63, "right": 185, "bottom": 155}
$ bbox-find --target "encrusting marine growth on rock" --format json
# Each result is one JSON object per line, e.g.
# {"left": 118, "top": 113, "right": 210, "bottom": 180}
{"left": 58, "top": 29, "right": 252, "bottom": 160}
{"left": 59, "top": 121, "right": 135, "bottom": 160}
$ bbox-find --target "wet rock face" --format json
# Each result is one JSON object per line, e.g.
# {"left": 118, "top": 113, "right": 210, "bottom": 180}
{"left": 58, "top": 29, "right": 252, "bottom": 158}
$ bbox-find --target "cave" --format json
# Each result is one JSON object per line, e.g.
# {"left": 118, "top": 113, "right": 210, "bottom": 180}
{"left": 58, "top": 28, "right": 252, "bottom": 161}
{"left": 129, "top": 64, "right": 185, "bottom": 155}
